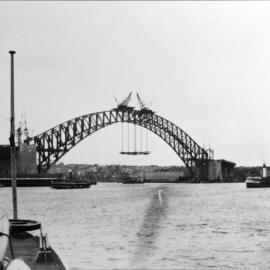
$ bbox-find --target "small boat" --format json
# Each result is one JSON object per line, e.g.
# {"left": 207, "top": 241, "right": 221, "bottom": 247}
{"left": 246, "top": 164, "right": 270, "bottom": 188}
{"left": 246, "top": 176, "right": 270, "bottom": 188}
{"left": 51, "top": 179, "right": 91, "bottom": 189}
{"left": 1, "top": 217, "right": 68, "bottom": 270}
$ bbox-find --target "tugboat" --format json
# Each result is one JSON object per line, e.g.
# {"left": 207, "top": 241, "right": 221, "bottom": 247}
{"left": 51, "top": 179, "right": 91, "bottom": 189}
{"left": 51, "top": 170, "right": 91, "bottom": 189}
{"left": 0, "top": 51, "right": 68, "bottom": 270}
{"left": 246, "top": 164, "right": 270, "bottom": 188}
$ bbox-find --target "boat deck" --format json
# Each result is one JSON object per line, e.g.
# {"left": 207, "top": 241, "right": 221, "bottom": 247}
{"left": 5, "top": 232, "right": 66, "bottom": 270}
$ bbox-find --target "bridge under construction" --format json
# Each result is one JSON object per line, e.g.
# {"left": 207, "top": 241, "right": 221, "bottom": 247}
{"left": 0, "top": 92, "right": 235, "bottom": 182}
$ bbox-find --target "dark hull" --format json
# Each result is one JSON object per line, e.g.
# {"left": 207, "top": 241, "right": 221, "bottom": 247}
{"left": 51, "top": 180, "right": 91, "bottom": 189}
{"left": 246, "top": 182, "right": 270, "bottom": 188}
{"left": 246, "top": 176, "right": 270, "bottom": 188}
{"left": 51, "top": 184, "right": 90, "bottom": 189}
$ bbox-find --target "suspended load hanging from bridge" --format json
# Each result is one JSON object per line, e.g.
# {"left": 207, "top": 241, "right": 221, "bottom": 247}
{"left": 120, "top": 122, "right": 151, "bottom": 155}
{"left": 118, "top": 92, "right": 151, "bottom": 155}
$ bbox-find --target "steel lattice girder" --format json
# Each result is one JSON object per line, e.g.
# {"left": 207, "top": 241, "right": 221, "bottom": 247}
{"left": 26, "top": 109, "right": 209, "bottom": 179}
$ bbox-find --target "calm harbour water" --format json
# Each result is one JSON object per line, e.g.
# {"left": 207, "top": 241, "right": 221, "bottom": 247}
{"left": 1, "top": 183, "right": 270, "bottom": 269}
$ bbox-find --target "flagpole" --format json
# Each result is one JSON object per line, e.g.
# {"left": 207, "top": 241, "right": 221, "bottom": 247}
{"left": 9, "top": 50, "right": 18, "bottom": 220}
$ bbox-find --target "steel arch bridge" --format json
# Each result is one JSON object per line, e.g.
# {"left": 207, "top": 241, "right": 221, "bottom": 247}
{"left": 26, "top": 108, "right": 209, "bottom": 180}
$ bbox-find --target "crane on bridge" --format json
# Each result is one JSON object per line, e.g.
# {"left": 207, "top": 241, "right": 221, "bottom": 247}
{"left": 136, "top": 93, "right": 154, "bottom": 115}
{"left": 115, "top": 92, "right": 134, "bottom": 111}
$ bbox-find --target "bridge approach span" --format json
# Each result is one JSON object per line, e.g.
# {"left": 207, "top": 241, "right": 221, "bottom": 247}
{"left": 26, "top": 108, "right": 209, "bottom": 180}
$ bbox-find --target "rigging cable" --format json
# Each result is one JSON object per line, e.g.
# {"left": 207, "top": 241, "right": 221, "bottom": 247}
{"left": 127, "top": 122, "right": 129, "bottom": 152}
{"left": 121, "top": 122, "right": 124, "bottom": 152}
{"left": 146, "top": 127, "right": 148, "bottom": 152}
{"left": 140, "top": 125, "right": 143, "bottom": 153}
{"left": 134, "top": 124, "right": 137, "bottom": 152}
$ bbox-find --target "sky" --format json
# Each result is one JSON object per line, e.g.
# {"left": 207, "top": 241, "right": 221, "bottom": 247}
{"left": 0, "top": 2, "right": 270, "bottom": 167}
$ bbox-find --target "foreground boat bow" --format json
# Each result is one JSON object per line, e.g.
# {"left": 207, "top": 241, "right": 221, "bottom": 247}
{"left": 1, "top": 218, "right": 68, "bottom": 270}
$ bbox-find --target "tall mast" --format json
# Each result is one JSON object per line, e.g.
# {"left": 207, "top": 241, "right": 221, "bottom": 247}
{"left": 9, "top": 50, "right": 17, "bottom": 220}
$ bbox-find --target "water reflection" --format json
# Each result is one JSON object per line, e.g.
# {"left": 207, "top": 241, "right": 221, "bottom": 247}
{"left": 130, "top": 186, "right": 169, "bottom": 268}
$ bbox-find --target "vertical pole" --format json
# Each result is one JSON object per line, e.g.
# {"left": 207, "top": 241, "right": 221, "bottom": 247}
{"left": 133, "top": 124, "right": 136, "bottom": 152}
{"left": 9, "top": 50, "right": 17, "bottom": 220}
{"left": 140, "top": 126, "right": 142, "bottom": 153}
{"left": 127, "top": 123, "right": 129, "bottom": 152}
{"left": 145, "top": 128, "right": 148, "bottom": 152}
{"left": 121, "top": 123, "right": 124, "bottom": 152}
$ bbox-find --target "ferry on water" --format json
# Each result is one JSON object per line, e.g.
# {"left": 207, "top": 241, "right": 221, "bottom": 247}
{"left": 246, "top": 177, "right": 270, "bottom": 188}
{"left": 246, "top": 164, "right": 270, "bottom": 188}
{"left": 51, "top": 170, "right": 91, "bottom": 189}
{"left": 51, "top": 179, "right": 91, "bottom": 189}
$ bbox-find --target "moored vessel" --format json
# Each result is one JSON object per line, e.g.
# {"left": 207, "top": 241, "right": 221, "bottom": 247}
{"left": 245, "top": 176, "right": 270, "bottom": 188}
{"left": 246, "top": 164, "right": 270, "bottom": 188}
{"left": 51, "top": 179, "right": 91, "bottom": 189}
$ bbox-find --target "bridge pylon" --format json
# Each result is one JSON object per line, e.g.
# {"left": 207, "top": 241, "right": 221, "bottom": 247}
{"left": 193, "top": 159, "right": 209, "bottom": 182}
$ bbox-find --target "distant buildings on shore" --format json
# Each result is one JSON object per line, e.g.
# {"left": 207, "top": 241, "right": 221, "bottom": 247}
{"left": 48, "top": 163, "right": 191, "bottom": 182}
{"left": 0, "top": 144, "right": 259, "bottom": 183}
{"left": 48, "top": 163, "right": 243, "bottom": 183}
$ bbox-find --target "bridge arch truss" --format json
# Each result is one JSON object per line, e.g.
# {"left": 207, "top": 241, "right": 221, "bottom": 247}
{"left": 27, "top": 109, "right": 209, "bottom": 180}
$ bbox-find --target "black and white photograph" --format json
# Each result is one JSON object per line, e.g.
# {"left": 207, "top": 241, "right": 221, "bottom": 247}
{"left": 0, "top": 1, "right": 270, "bottom": 269}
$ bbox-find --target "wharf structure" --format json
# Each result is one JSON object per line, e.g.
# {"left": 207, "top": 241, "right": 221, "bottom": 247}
{"left": 0, "top": 143, "right": 62, "bottom": 186}
{"left": 0, "top": 143, "right": 37, "bottom": 175}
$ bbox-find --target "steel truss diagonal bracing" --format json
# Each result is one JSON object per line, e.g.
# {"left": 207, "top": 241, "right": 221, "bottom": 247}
{"left": 26, "top": 109, "right": 209, "bottom": 180}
